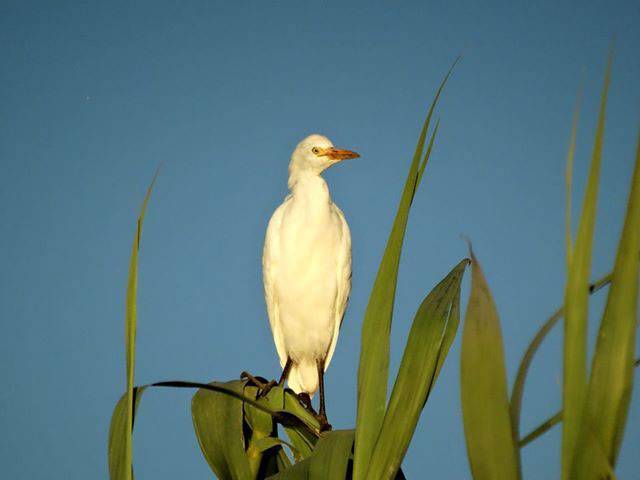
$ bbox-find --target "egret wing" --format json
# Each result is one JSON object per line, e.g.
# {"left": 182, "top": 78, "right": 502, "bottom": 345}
{"left": 324, "top": 205, "right": 352, "bottom": 370}
{"left": 263, "top": 200, "right": 290, "bottom": 368}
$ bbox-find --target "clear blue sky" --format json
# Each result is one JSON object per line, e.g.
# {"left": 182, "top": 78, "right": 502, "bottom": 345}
{"left": 1, "top": 1, "right": 639, "bottom": 478}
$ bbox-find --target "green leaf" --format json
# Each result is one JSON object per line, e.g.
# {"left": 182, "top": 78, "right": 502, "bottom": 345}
{"left": 108, "top": 387, "right": 147, "bottom": 480}
{"left": 565, "top": 86, "right": 582, "bottom": 267}
{"left": 191, "top": 380, "right": 253, "bottom": 480}
{"left": 109, "top": 172, "right": 158, "bottom": 480}
{"left": 309, "top": 430, "right": 355, "bottom": 480}
{"left": 268, "top": 430, "right": 354, "bottom": 480}
{"left": 353, "top": 59, "right": 457, "bottom": 480}
{"left": 571, "top": 129, "right": 640, "bottom": 478}
{"left": 519, "top": 360, "right": 638, "bottom": 448}
{"left": 283, "top": 426, "right": 317, "bottom": 462}
{"left": 509, "top": 272, "right": 612, "bottom": 447}
{"left": 367, "top": 260, "right": 468, "bottom": 479}
{"left": 267, "top": 457, "right": 310, "bottom": 480}
{"left": 461, "top": 248, "right": 519, "bottom": 480}
{"left": 519, "top": 410, "right": 563, "bottom": 448}
{"left": 561, "top": 52, "right": 611, "bottom": 480}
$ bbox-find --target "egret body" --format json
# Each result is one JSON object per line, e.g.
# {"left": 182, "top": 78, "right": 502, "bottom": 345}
{"left": 262, "top": 134, "right": 358, "bottom": 422}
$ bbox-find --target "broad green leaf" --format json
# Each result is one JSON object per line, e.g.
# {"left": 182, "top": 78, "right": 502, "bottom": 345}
{"left": 268, "top": 430, "right": 354, "bottom": 480}
{"left": 461, "top": 249, "right": 518, "bottom": 480}
{"left": 156, "top": 380, "right": 320, "bottom": 434}
{"left": 108, "top": 387, "right": 147, "bottom": 480}
{"left": 243, "top": 384, "right": 277, "bottom": 477}
{"left": 267, "top": 457, "right": 310, "bottom": 480}
{"left": 248, "top": 437, "right": 296, "bottom": 457}
{"left": 561, "top": 53, "right": 611, "bottom": 480}
{"left": 572, "top": 129, "right": 640, "bottom": 478}
{"left": 309, "top": 430, "right": 355, "bottom": 479}
{"left": 191, "top": 380, "right": 253, "bottom": 480}
{"left": 258, "top": 445, "right": 292, "bottom": 478}
{"left": 110, "top": 172, "right": 157, "bottom": 480}
{"left": 283, "top": 426, "right": 317, "bottom": 462}
{"left": 242, "top": 383, "right": 319, "bottom": 462}
{"left": 367, "top": 260, "right": 468, "bottom": 479}
{"left": 353, "top": 59, "right": 457, "bottom": 480}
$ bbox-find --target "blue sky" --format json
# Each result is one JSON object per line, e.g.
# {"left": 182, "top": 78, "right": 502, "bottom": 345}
{"left": 1, "top": 1, "right": 639, "bottom": 478}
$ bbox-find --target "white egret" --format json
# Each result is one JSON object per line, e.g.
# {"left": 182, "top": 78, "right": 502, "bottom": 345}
{"left": 262, "top": 134, "right": 358, "bottom": 426}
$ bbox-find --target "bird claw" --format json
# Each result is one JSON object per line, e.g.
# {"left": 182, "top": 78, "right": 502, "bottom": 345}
{"left": 257, "top": 379, "right": 277, "bottom": 398}
{"left": 316, "top": 414, "right": 332, "bottom": 432}
{"left": 240, "top": 371, "right": 277, "bottom": 398}
{"left": 297, "top": 392, "right": 315, "bottom": 413}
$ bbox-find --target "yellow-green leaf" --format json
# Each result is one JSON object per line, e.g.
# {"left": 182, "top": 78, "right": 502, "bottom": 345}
{"left": 110, "top": 172, "right": 158, "bottom": 480}
{"left": 561, "top": 53, "right": 611, "bottom": 480}
{"left": 565, "top": 86, "right": 582, "bottom": 267}
{"left": 509, "top": 272, "right": 611, "bottom": 448}
{"left": 353, "top": 59, "right": 457, "bottom": 480}
{"left": 191, "top": 380, "right": 253, "bottom": 480}
{"left": 461, "top": 249, "right": 518, "bottom": 480}
{"left": 367, "top": 260, "right": 468, "bottom": 479}
{"left": 571, "top": 129, "right": 640, "bottom": 478}
{"left": 309, "top": 430, "right": 355, "bottom": 480}
{"left": 108, "top": 387, "right": 147, "bottom": 480}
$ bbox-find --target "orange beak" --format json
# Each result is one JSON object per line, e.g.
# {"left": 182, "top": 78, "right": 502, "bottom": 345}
{"left": 319, "top": 147, "right": 360, "bottom": 161}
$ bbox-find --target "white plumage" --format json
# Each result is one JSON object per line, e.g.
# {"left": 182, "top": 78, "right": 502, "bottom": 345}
{"left": 263, "top": 134, "right": 357, "bottom": 398}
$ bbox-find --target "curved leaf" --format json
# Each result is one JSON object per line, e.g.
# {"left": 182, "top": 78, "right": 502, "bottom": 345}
{"left": 572, "top": 128, "right": 640, "bottom": 478}
{"left": 354, "top": 59, "right": 457, "bottom": 480}
{"left": 108, "top": 387, "right": 147, "bottom": 479}
{"left": 461, "top": 248, "right": 518, "bottom": 480}
{"left": 509, "top": 273, "right": 611, "bottom": 448}
{"left": 367, "top": 260, "right": 468, "bottom": 479}
{"left": 191, "top": 380, "right": 253, "bottom": 480}
{"left": 109, "top": 172, "right": 158, "bottom": 480}
{"left": 309, "top": 430, "right": 355, "bottom": 480}
{"left": 561, "top": 52, "right": 611, "bottom": 480}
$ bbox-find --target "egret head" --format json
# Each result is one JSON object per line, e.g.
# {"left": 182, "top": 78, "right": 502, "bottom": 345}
{"left": 288, "top": 134, "right": 359, "bottom": 187}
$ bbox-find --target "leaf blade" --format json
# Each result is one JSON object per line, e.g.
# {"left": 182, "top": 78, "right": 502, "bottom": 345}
{"left": 191, "top": 380, "right": 253, "bottom": 480}
{"left": 108, "top": 387, "right": 147, "bottom": 480}
{"left": 461, "top": 249, "right": 519, "bottom": 480}
{"left": 572, "top": 129, "right": 640, "bottom": 478}
{"left": 367, "top": 260, "right": 468, "bottom": 479}
{"left": 110, "top": 172, "right": 158, "bottom": 480}
{"left": 561, "top": 53, "right": 611, "bottom": 480}
{"left": 353, "top": 60, "right": 456, "bottom": 480}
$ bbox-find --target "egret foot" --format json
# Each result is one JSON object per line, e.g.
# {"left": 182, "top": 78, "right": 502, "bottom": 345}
{"left": 297, "top": 392, "right": 315, "bottom": 413}
{"left": 240, "top": 371, "right": 277, "bottom": 398}
{"left": 316, "top": 413, "right": 332, "bottom": 432}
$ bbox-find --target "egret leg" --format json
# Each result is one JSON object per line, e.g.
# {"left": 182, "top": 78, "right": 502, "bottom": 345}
{"left": 240, "top": 371, "right": 268, "bottom": 388}
{"left": 240, "top": 371, "right": 276, "bottom": 398}
{"left": 297, "top": 392, "right": 315, "bottom": 412}
{"left": 278, "top": 357, "right": 293, "bottom": 386}
{"left": 316, "top": 359, "right": 332, "bottom": 431}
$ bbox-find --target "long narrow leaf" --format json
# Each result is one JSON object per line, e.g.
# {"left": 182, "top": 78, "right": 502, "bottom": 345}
{"left": 509, "top": 273, "right": 612, "bottom": 447}
{"left": 367, "top": 260, "right": 468, "bottom": 479}
{"left": 565, "top": 86, "right": 582, "bottom": 267}
{"left": 519, "top": 358, "right": 639, "bottom": 448}
{"left": 572, "top": 129, "right": 640, "bottom": 478}
{"left": 561, "top": 53, "right": 611, "bottom": 480}
{"left": 109, "top": 172, "right": 158, "bottom": 480}
{"left": 353, "top": 60, "right": 457, "bottom": 480}
{"left": 461, "top": 248, "right": 519, "bottom": 480}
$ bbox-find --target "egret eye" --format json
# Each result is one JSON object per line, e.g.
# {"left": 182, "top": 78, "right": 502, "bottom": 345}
{"left": 312, "top": 147, "right": 320, "bottom": 155}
